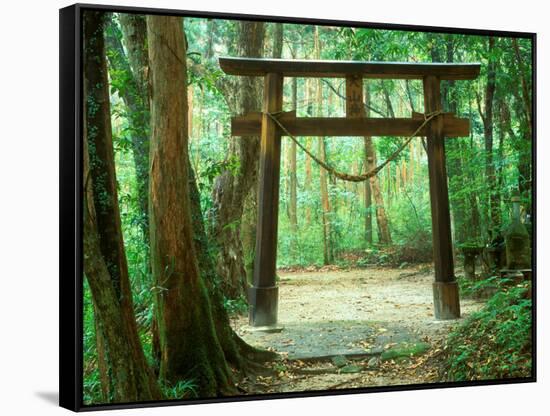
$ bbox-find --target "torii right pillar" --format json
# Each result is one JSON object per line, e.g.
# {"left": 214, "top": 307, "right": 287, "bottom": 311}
{"left": 423, "top": 75, "right": 460, "bottom": 319}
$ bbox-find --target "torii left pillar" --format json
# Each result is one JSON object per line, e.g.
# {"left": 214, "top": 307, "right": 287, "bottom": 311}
{"left": 248, "top": 72, "right": 283, "bottom": 327}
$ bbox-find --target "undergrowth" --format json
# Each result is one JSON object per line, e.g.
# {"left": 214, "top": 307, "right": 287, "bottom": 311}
{"left": 443, "top": 279, "right": 532, "bottom": 381}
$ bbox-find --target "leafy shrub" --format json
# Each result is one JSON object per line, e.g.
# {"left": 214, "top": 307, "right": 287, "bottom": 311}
{"left": 443, "top": 281, "right": 532, "bottom": 381}
{"left": 223, "top": 295, "right": 249, "bottom": 316}
{"left": 457, "top": 275, "right": 499, "bottom": 299}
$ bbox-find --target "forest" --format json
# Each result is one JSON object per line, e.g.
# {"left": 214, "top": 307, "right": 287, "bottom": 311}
{"left": 82, "top": 9, "right": 533, "bottom": 405}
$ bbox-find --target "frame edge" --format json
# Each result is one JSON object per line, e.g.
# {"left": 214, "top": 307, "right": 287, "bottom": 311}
{"left": 59, "top": 3, "right": 82, "bottom": 412}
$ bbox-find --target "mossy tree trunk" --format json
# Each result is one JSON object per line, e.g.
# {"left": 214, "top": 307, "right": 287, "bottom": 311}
{"left": 104, "top": 14, "right": 150, "bottom": 238}
{"left": 189, "top": 162, "right": 277, "bottom": 369}
{"left": 146, "top": 15, "right": 233, "bottom": 395}
{"left": 83, "top": 10, "right": 160, "bottom": 403}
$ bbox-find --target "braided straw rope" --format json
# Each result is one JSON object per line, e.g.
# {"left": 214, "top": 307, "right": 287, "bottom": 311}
{"left": 265, "top": 110, "right": 443, "bottom": 183}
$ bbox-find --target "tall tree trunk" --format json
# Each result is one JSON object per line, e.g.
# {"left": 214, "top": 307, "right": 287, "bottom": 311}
{"left": 365, "top": 86, "right": 392, "bottom": 245}
{"left": 512, "top": 39, "right": 532, "bottom": 135}
{"left": 241, "top": 191, "right": 257, "bottom": 285}
{"left": 495, "top": 99, "right": 505, "bottom": 222}
{"left": 147, "top": 15, "right": 233, "bottom": 394}
{"left": 363, "top": 139, "right": 373, "bottom": 245}
{"left": 381, "top": 82, "right": 395, "bottom": 118}
{"left": 119, "top": 14, "right": 149, "bottom": 93}
{"left": 314, "top": 26, "right": 334, "bottom": 264}
{"left": 500, "top": 94, "right": 531, "bottom": 216}
{"left": 188, "top": 161, "right": 277, "bottom": 369}
{"left": 461, "top": 139, "right": 483, "bottom": 235}
{"left": 205, "top": 19, "right": 216, "bottom": 60}
{"left": 288, "top": 73, "right": 298, "bottom": 233}
{"left": 105, "top": 14, "right": 150, "bottom": 238}
{"left": 83, "top": 11, "right": 160, "bottom": 402}
{"left": 511, "top": 39, "right": 533, "bottom": 215}
{"left": 319, "top": 135, "right": 333, "bottom": 264}
{"left": 480, "top": 37, "right": 500, "bottom": 238}
{"left": 272, "top": 23, "right": 283, "bottom": 58}
{"left": 440, "top": 36, "right": 471, "bottom": 244}
{"left": 304, "top": 79, "right": 313, "bottom": 225}
{"left": 210, "top": 21, "right": 265, "bottom": 299}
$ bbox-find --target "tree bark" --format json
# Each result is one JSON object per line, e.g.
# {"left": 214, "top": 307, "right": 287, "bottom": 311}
{"left": 365, "top": 86, "right": 392, "bottom": 245}
{"left": 319, "top": 135, "right": 333, "bottom": 264}
{"left": 314, "top": 27, "right": 334, "bottom": 264}
{"left": 512, "top": 39, "right": 532, "bottom": 135}
{"left": 304, "top": 79, "right": 313, "bottom": 225}
{"left": 500, "top": 92, "right": 531, "bottom": 215}
{"left": 511, "top": 39, "right": 532, "bottom": 214}
{"left": 363, "top": 139, "right": 373, "bottom": 245}
{"left": 272, "top": 23, "right": 283, "bottom": 58}
{"left": 481, "top": 37, "right": 501, "bottom": 238}
{"left": 439, "top": 36, "right": 471, "bottom": 244}
{"left": 105, "top": 14, "right": 150, "bottom": 238}
{"left": 147, "top": 15, "right": 233, "bottom": 394}
{"left": 288, "top": 73, "right": 298, "bottom": 233}
{"left": 83, "top": 10, "right": 160, "bottom": 402}
{"left": 205, "top": 19, "right": 216, "bottom": 60}
{"left": 91, "top": 300, "right": 110, "bottom": 401}
{"left": 188, "top": 161, "right": 277, "bottom": 370}
{"left": 210, "top": 21, "right": 265, "bottom": 299}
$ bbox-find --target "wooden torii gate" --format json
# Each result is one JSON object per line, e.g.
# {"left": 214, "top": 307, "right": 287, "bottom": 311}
{"left": 219, "top": 57, "right": 480, "bottom": 328}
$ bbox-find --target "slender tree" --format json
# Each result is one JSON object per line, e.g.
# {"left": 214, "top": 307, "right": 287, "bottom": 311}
{"left": 104, "top": 15, "right": 150, "bottom": 238}
{"left": 314, "top": 26, "right": 334, "bottom": 264}
{"left": 272, "top": 23, "right": 283, "bottom": 58}
{"left": 304, "top": 78, "right": 313, "bottom": 225}
{"left": 365, "top": 85, "right": 392, "bottom": 245}
{"left": 287, "top": 74, "right": 299, "bottom": 234}
{"left": 363, "top": 139, "right": 373, "bottom": 245}
{"left": 477, "top": 37, "right": 500, "bottom": 238}
{"left": 287, "top": 35, "right": 299, "bottom": 235}
{"left": 511, "top": 38, "right": 533, "bottom": 214}
{"left": 439, "top": 36, "right": 472, "bottom": 244}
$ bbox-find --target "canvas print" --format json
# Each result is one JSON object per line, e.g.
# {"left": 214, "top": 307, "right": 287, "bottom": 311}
{"left": 79, "top": 7, "right": 534, "bottom": 407}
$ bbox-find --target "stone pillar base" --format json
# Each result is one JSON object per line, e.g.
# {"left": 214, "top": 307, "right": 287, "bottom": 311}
{"left": 433, "top": 281, "right": 460, "bottom": 320}
{"left": 248, "top": 286, "right": 278, "bottom": 327}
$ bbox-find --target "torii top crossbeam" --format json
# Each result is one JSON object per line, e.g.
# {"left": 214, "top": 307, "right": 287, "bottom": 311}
{"left": 221, "top": 57, "right": 481, "bottom": 138}
{"left": 219, "top": 56, "right": 480, "bottom": 80}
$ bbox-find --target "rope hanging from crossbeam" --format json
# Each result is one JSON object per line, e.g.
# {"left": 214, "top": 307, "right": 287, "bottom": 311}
{"left": 265, "top": 110, "right": 443, "bottom": 183}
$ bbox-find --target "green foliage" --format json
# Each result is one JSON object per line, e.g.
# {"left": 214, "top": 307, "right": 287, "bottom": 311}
{"left": 458, "top": 275, "right": 499, "bottom": 299}
{"left": 161, "top": 379, "right": 198, "bottom": 400}
{"left": 223, "top": 295, "right": 249, "bottom": 316}
{"left": 82, "top": 279, "right": 107, "bottom": 405}
{"left": 444, "top": 281, "right": 532, "bottom": 381}
{"left": 83, "top": 368, "right": 104, "bottom": 405}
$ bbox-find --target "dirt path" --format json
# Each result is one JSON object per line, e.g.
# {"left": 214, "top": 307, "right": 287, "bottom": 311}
{"left": 232, "top": 264, "right": 485, "bottom": 394}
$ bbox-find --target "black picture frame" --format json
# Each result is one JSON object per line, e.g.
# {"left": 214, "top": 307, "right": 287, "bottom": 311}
{"left": 60, "top": 3, "right": 537, "bottom": 411}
